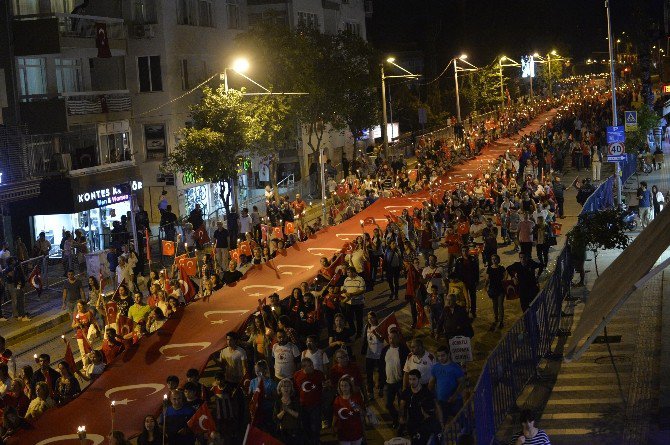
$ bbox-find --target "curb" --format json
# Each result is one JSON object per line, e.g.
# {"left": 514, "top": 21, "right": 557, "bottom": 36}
{"left": 5, "top": 311, "right": 71, "bottom": 346}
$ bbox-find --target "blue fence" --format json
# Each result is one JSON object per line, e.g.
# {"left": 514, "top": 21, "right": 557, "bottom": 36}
{"left": 442, "top": 155, "right": 637, "bottom": 444}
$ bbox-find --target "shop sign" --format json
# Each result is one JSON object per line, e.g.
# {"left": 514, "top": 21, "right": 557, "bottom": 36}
{"left": 182, "top": 171, "right": 204, "bottom": 186}
{"left": 77, "top": 180, "right": 143, "bottom": 208}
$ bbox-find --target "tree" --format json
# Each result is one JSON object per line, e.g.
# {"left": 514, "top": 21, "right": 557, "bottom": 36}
{"left": 235, "top": 26, "right": 379, "bottom": 160}
{"left": 460, "top": 63, "right": 503, "bottom": 113}
{"left": 624, "top": 104, "right": 660, "bottom": 154}
{"left": 536, "top": 57, "right": 565, "bottom": 94}
{"left": 164, "top": 88, "right": 263, "bottom": 213}
{"left": 567, "top": 208, "right": 630, "bottom": 276}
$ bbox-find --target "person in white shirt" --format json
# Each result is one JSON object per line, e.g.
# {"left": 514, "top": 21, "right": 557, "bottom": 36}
{"left": 272, "top": 329, "right": 301, "bottom": 379}
{"left": 342, "top": 267, "right": 367, "bottom": 338}
{"left": 422, "top": 255, "right": 446, "bottom": 294}
{"left": 115, "top": 256, "right": 134, "bottom": 289}
{"left": 302, "top": 334, "right": 330, "bottom": 374}
{"left": 402, "top": 338, "right": 436, "bottom": 389}
{"left": 219, "top": 332, "right": 248, "bottom": 384}
{"left": 363, "top": 311, "right": 385, "bottom": 398}
{"left": 239, "top": 208, "right": 253, "bottom": 238}
{"left": 381, "top": 328, "right": 409, "bottom": 429}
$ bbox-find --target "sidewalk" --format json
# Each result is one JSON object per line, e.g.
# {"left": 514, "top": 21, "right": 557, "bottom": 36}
{"left": 494, "top": 164, "right": 670, "bottom": 445}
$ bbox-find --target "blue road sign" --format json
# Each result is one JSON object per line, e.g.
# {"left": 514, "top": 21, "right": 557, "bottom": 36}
{"left": 607, "top": 155, "right": 626, "bottom": 162}
{"left": 606, "top": 126, "right": 625, "bottom": 144}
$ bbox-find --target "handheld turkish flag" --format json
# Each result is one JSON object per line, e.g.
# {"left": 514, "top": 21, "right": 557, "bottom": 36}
{"left": 187, "top": 402, "right": 216, "bottom": 435}
{"left": 28, "top": 265, "right": 43, "bottom": 296}
{"left": 272, "top": 226, "right": 283, "bottom": 240}
{"left": 117, "top": 314, "right": 136, "bottom": 337}
{"left": 194, "top": 224, "right": 210, "bottom": 246}
{"left": 249, "top": 378, "right": 264, "bottom": 426}
{"left": 182, "top": 257, "right": 198, "bottom": 276}
{"left": 245, "top": 425, "right": 284, "bottom": 445}
{"left": 179, "top": 266, "right": 197, "bottom": 303}
{"left": 63, "top": 338, "right": 77, "bottom": 372}
{"left": 162, "top": 240, "right": 175, "bottom": 256}
{"left": 415, "top": 299, "right": 430, "bottom": 329}
{"left": 239, "top": 241, "right": 252, "bottom": 257}
{"left": 375, "top": 313, "right": 405, "bottom": 343}
{"left": 363, "top": 217, "right": 376, "bottom": 226}
{"left": 260, "top": 224, "right": 269, "bottom": 244}
{"left": 284, "top": 221, "right": 295, "bottom": 235}
{"left": 230, "top": 249, "right": 240, "bottom": 263}
{"left": 105, "top": 301, "right": 118, "bottom": 326}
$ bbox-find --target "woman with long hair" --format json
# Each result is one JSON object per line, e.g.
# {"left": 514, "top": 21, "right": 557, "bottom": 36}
{"left": 137, "top": 415, "right": 161, "bottom": 445}
{"left": 332, "top": 377, "right": 365, "bottom": 445}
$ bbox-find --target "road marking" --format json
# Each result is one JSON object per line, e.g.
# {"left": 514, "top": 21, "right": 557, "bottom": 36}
{"left": 545, "top": 398, "right": 621, "bottom": 405}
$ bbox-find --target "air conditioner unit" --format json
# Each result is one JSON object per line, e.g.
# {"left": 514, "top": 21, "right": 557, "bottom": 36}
{"left": 364, "top": 0, "right": 373, "bottom": 17}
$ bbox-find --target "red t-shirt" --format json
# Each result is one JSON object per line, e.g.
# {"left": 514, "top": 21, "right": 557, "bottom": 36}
{"left": 293, "top": 369, "right": 324, "bottom": 407}
{"left": 330, "top": 363, "right": 363, "bottom": 389}
{"left": 333, "top": 394, "right": 364, "bottom": 441}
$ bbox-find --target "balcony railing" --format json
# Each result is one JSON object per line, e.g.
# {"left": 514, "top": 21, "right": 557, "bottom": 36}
{"left": 56, "top": 13, "right": 126, "bottom": 39}
{"left": 61, "top": 90, "right": 131, "bottom": 116}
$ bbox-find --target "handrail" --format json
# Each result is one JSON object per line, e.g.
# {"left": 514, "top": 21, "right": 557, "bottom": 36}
{"left": 276, "top": 174, "right": 295, "bottom": 188}
{"left": 60, "top": 90, "right": 130, "bottom": 97}
{"left": 54, "top": 12, "right": 125, "bottom": 23}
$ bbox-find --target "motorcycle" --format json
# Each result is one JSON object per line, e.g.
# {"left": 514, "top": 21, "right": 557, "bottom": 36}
{"left": 621, "top": 204, "right": 638, "bottom": 231}
{"left": 639, "top": 156, "right": 653, "bottom": 174}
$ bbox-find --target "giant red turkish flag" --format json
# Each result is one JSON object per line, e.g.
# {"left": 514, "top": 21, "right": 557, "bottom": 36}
{"left": 10, "top": 109, "right": 556, "bottom": 444}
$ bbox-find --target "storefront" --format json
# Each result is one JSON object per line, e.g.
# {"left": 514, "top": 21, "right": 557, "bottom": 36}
{"left": 180, "top": 173, "right": 226, "bottom": 223}
{"left": 9, "top": 166, "right": 143, "bottom": 255}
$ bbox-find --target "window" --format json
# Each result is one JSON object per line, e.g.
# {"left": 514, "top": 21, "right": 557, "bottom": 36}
{"left": 144, "top": 124, "right": 166, "bottom": 160}
{"left": 297, "top": 11, "right": 320, "bottom": 29}
{"left": 17, "top": 57, "right": 46, "bottom": 98}
{"left": 226, "top": 0, "right": 240, "bottom": 29}
{"left": 344, "top": 21, "right": 360, "bottom": 36}
{"left": 180, "top": 59, "right": 190, "bottom": 90}
{"left": 137, "top": 56, "right": 162, "bottom": 92}
{"left": 14, "top": 0, "right": 75, "bottom": 15}
{"left": 177, "top": 0, "right": 197, "bottom": 25}
{"left": 55, "top": 58, "right": 82, "bottom": 93}
{"left": 199, "top": 0, "right": 214, "bottom": 27}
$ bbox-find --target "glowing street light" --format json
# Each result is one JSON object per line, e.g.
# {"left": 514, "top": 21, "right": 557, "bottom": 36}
{"left": 222, "top": 57, "right": 250, "bottom": 92}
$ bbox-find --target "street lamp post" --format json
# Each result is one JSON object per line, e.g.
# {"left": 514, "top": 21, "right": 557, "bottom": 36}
{"left": 380, "top": 57, "right": 421, "bottom": 155}
{"left": 452, "top": 54, "right": 475, "bottom": 123}
{"left": 380, "top": 63, "right": 389, "bottom": 153}
{"left": 499, "top": 56, "right": 520, "bottom": 107}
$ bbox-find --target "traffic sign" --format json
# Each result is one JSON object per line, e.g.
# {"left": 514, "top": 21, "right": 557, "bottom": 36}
{"left": 607, "top": 142, "right": 625, "bottom": 156}
{"left": 607, "top": 155, "right": 627, "bottom": 162}
{"left": 606, "top": 126, "right": 625, "bottom": 144}
{"left": 625, "top": 111, "right": 638, "bottom": 132}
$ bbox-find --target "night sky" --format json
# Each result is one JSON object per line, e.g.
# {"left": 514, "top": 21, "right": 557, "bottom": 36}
{"left": 368, "top": 0, "right": 664, "bottom": 72}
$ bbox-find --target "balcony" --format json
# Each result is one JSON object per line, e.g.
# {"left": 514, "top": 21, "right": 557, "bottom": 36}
{"left": 13, "top": 13, "right": 126, "bottom": 56}
{"left": 19, "top": 90, "right": 131, "bottom": 134}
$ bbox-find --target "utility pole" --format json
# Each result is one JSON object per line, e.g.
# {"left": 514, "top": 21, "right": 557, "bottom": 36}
{"left": 454, "top": 58, "right": 462, "bottom": 122}
{"left": 606, "top": 0, "right": 622, "bottom": 207}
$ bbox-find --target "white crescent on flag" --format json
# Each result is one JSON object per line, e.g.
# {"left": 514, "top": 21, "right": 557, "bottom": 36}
{"left": 36, "top": 434, "right": 105, "bottom": 445}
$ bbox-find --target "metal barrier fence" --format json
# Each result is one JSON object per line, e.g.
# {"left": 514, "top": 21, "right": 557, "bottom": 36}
{"left": 441, "top": 152, "right": 638, "bottom": 444}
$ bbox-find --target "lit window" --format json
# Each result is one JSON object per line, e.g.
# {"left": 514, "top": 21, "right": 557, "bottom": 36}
{"left": 17, "top": 57, "right": 47, "bottom": 98}
{"left": 55, "top": 58, "right": 83, "bottom": 93}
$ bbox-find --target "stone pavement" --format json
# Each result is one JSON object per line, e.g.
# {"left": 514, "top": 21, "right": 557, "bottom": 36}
{"left": 494, "top": 163, "right": 670, "bottom": 445}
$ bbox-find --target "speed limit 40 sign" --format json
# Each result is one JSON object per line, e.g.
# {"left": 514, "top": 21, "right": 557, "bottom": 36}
{"left": 607, "top": 142, "right": 626, "bottom": 162}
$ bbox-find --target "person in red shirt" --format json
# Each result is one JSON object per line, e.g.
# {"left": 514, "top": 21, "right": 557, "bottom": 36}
{"left": 330, "top": 350, "right": 364, "bottom": 393}
{"left": 293, "top": 357, "right": 325, "bottom": 444}
{"left": 3, "top": 378, "right": 30, "bottom": 417}
{"left": 101, "top": 327, "right": 124, "bottom": 364}
{"left": 332, "top": 376, "right": 365, "bottom": 444}
{"left": 443, "top": 226, "right": 462, "bottom": 271}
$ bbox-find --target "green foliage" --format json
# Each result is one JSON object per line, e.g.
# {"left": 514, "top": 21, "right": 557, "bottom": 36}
{"left": 567, "top": 208, "right": 630, "bottom": 275}
{"left": 460, "top": 63, "right": 503, "bottom": 112}
{"left": 624, "top": 104, "right": 661, "bottom": 154}
{"left": 235, "top": 26, "right": 379, "bottom": 152}
{"left": 536, "top": 58, "right": 565, "bottom": 91}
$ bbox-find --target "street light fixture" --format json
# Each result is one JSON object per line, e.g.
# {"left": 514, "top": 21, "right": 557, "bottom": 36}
{"left": 222, "top": 57, "right": 250, "bottom": 92}
{"left": 498, "top": 55, "right": 520, "bottom": 107}
{"left": 380, "top": 57, "right": 421, "bottom": 153}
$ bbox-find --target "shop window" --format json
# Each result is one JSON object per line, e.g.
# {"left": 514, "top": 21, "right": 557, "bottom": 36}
{"left": 56, "top": 58, "right": 83, "bottom": 93}
{"left": 138, "top": 55, "right": 162, "bottom": 92}
{"left": 17, "top": 57, "right": 46, "bottom": 99}
{"left": 144, "top": 124, "right": 167, "bottom": 160}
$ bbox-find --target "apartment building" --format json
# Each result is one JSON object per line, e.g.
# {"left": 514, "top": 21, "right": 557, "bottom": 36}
{"left": 1, "top": 0, "right": 140, "bottom": 252}
{"left": 247, "top": 0, "right": 372, "bottom": 182}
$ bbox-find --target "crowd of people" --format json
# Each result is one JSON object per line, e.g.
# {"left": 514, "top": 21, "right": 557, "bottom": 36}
{"left": 0, "top": 82, "right": 624, "bottom": 445}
